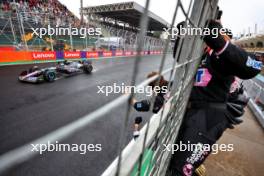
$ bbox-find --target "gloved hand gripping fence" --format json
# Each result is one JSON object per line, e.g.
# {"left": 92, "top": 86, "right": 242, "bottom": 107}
{"left": 226, "top": 84, "right": 249, "bottom": 128}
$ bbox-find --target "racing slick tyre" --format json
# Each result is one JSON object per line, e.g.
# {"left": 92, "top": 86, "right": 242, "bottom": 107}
{"left": 83, "top": 64, "right": 93, "bottom": 74}
{"left": 43, "top": 70, "right": 56, "bottom": 82}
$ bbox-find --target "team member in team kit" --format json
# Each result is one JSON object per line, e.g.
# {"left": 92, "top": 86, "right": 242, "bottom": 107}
{"left": 167, "top": 19, "right": 262, "bottom": 176}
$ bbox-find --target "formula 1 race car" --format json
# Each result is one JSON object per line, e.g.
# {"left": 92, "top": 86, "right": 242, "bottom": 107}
{"left": 56, "top": 60, "right": 93, "bottom": 75}
{"left": 18, "top": 60, "right": 93, "bottom": 83}
{"left": 18, "top": 66, "right": 57, "bottom": 83}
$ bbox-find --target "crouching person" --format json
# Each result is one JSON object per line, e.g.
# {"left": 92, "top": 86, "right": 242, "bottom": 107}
{"left": 133, "top": 72, "right": 171, "bottom": 114}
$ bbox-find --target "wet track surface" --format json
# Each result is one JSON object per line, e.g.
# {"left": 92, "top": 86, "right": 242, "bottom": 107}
{"left": 0, "top": 55, "right": 174, "bottom": 176}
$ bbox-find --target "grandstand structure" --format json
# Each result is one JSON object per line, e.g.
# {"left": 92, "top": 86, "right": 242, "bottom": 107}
{"left": 82, "top": 1, "right": 170, "bottom": 52}
{"left": 0, "top": 0, "right": 95, "bottom": 51}
{"left": 235, "top": 34, "right": 264, "bottom": 53}
{"left": 0, "top": 1, "right": 169, "bottom": 52}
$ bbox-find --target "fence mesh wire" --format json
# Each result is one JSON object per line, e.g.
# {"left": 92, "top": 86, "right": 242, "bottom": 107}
{"left": 0, "top": 0, "right": 220, "bottom": 175}
{"left": 103, "top": 0, "right": 219, "bottom": 175}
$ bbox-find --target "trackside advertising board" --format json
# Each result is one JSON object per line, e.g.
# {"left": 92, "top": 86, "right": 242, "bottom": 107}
{"left": 0, "top": 50, "right": 163, "bottom": 65}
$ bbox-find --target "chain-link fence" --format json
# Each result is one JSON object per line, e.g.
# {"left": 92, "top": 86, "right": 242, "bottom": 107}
{"left": 243, "top": 78, "right": 264, "bottom": 128}
{"left": 102, "top": 0, "right": 219, "bottom": 175}
{"left": 244, "top": 79, "right": 264, "bottom": 102}
{"left": 0, "top": 0, "right": 220, "bottom": 175}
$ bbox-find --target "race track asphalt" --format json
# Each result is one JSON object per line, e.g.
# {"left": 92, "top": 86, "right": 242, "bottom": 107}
{"left": 0, "top": 55, "right": 174, "bottom": 176}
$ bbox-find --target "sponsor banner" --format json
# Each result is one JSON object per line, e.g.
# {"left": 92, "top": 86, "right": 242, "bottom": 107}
{"left": 125, "top": 51, "right": 132, "bottom": 56}
{"left": 0, "top": 50, "right": 160, "bottom": 64}
{"left": 56, "top": 51, "right": 64, "bottom": 60}
{"left": 103, "top": 51, "right": 112, "bottom": 57}
{"left": 0, "top": 47, "right": 16, "bottom": 51}
{"left": 64, "top": 51, "right": 81, "bottom": 59}
{"left": 87, "top": 52, "right": 99, "bottom": 58}
{"left": 0, "top": 51, "right": 30, "bottom": 62}
{"left": 31, "top": 51, "right": 56, "bottom": 60}
{"left": 80, "top": 51, "right": 87, "bottom": 58}
{"left": 98, "top": 51, "right": 103, "bottom": 57}
{"left": 115, "top": 51, "right": 123, "bottom": 56}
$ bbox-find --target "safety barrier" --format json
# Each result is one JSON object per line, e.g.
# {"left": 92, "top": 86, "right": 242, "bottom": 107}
{"left": 0, "top": 0, "right": 219, "bottom": 175}
{"left": 244, "top": 78, "right": 264, "bottom": 128}
{"left": 0, "top": 50, "right": 163, "bottom": 65}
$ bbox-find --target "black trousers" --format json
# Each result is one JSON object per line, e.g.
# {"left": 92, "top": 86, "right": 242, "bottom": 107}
{"left": 167, "top": 106, "right": 230, "bottom": 176}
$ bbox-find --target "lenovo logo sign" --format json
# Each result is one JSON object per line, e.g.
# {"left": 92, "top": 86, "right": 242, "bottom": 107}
{"left": 64, "top": 52, "right": 81, "bottom": 59}
{"left": 32, "top": 52, "right": 56, "bottom": 60}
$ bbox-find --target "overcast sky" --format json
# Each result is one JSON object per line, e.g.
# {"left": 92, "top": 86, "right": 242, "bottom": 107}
{"left": 59, "top": 0, "right": 264, "bottom": 36}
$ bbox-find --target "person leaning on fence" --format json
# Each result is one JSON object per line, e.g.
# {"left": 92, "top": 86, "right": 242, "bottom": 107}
{"left": 167, "top": 19, "right": 262, "bottom": 176}
{"left": 132, "top": 72, "right": 171, "bottom": 114}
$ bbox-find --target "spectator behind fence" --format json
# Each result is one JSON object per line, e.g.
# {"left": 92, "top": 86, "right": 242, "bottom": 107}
{"left": 0, "top": 0, "right": 80, "bottom": 27}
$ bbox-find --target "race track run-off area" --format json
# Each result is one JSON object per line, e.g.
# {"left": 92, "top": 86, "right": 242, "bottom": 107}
{"left": 0, "top": 55, "right": 173, "bottom": 176}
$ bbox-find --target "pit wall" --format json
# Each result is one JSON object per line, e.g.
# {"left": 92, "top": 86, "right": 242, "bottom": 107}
{"left": 0, "top": 50, "right": 163, "bottom": 66}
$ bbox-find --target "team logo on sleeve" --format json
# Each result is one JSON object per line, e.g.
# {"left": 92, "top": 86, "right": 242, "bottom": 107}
{"left": 246, "top": 56, "right": 262, "bottom": 70}
{"left": 194, "top": 68, "right": 212, "bottom": 87}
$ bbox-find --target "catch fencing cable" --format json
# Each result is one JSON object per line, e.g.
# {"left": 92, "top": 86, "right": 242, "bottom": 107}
{"left": 142, "top": 0, "right": 220, "bottom": 175}
{"left": 170, "top": 0, "right": 219, "bottom": 115}
{"left": 153, "top": 0, "right": 205, "bottom": 173}
{"left": 99, "top": 0, "right": 221, "bottom": 175}
{"left": 169, "top": 0, "right": 219, "bottom": 153}
{"left": 173, "top": 0, "right": 210, "bottom": 104}
{"left": 155, "top": 0, "right": 195, "bottom": 142}
{"left": 156, "top": 1, "right": 220, "bottom": 174}
{"left": 0, "top": 0, "right": 220, "bottom": 175}
{"left": 152, "top": 0, "right": 195, "bottom": 173}
{"left": 136, "top": 0, "right": 190, "bottom": 174}
{"left": 114, "top": 0, "right": 151, "bottom": 175}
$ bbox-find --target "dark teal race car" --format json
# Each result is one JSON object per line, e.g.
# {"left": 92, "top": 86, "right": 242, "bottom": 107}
{"left": 19, "top": 66, "right": 57, "bottom": 83}
{"left": 18, "top": 60, "right": 93, "bottom": 83}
